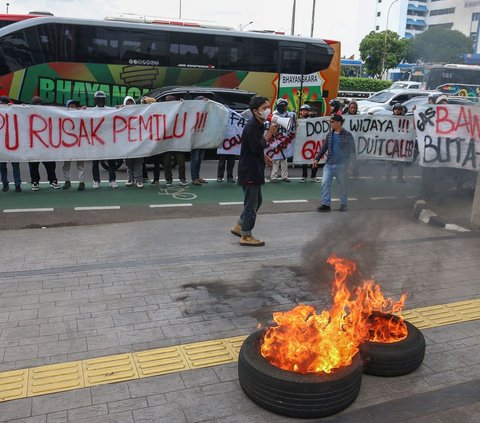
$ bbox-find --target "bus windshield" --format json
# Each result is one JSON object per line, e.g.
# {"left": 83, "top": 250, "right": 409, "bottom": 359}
{"left": 0, "top": 17, "right": 340, "bottom": 113}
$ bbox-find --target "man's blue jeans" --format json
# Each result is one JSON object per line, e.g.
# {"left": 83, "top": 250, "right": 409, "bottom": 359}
{"left": 238, "top": 184, "right": 262, "bottom": 236}
{"left": 321, "top": 163, "right": 348, "bottom": 206}
{"left": 0, "top": 162, "right": 21, "bottom": 187}
{"left": 190, "top": 149, "right": 205, "bottom": 181}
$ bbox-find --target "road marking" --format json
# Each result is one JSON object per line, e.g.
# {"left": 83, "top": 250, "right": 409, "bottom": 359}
{"left": 74, "top": 206, "right": 121, "bottom": 211}
{"left": 3, "top": 208, "right": 54, "bottom": 213}
{"left": 0, "top": 298, "right": 478, "bottom": 403}
{"left": 219, "top": 202, "right": 244, "bottom": 206}
{"left": 149, "top": 204, "right": 193, "bottom": 208}
{"left": 272, "top": 199, "right": 309, "bottom": 204}
{"left": 370, "top": 196, "right": 398, "bottom": 200}
{"left": 331, "top": 198, "right": 358, "bottom": 201}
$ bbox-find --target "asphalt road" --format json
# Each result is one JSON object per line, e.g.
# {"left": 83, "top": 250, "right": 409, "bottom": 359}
{"left": 0, "top": 160, "right": 423, "bottom": 230}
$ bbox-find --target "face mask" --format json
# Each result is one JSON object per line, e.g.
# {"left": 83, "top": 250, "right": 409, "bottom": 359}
{"left": 260, "top": 108, "right": 271, "bottom": 120}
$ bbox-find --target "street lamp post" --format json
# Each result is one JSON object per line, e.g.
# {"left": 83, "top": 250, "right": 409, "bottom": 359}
{"left": 6, "top": 2, "right": 9, "bottom": 13}
{"left": 310, "top": 0, "right": 316, "bottom": 37}
{"left": 381, "top": 0, "right": 400, "bottom": 78}
{"left": 239, "top": 21, "right": 253, "bottom": 31}
{"left": 291, "top": 0, "right": 296, "bottom": 36}
{"left": 179, "top": 0, "right": 182, "bottom": 19}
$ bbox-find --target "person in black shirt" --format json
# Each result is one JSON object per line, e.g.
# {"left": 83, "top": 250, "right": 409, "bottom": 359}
{"left": 231, "top": 96, "right": 276, "bottom": 246}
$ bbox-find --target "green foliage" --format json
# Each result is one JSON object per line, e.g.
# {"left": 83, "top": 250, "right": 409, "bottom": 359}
{"left": 339, "top": 77, "right": 392, "bottom": 92}
{"left": 412, "top": 28, "right": 472, "bottom": 63}
{"left": 359, "top": 30, "right": 408, "bottom": 76}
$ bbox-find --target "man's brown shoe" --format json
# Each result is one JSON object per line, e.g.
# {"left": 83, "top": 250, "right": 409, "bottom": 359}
{"left": 230, "top": 224, "right": 241, "bottom": 237}
{"left": 240, "top": 235, "right": 265, "bottom": 247}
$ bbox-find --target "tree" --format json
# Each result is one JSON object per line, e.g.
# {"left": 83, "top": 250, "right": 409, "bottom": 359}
{"left": 412, "top": 28, "right": 472, "bottom": 63}
{"left": 359, "top": 31, "right": 408, "bottom": 77}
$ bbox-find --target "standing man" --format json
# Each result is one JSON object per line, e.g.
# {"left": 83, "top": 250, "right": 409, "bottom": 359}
{"left": 269, "top": 98, "right": 293, "bottom": 183}
{"left": 29, "top": 96, "right": 60, "bottom": 190}
{"left": 386, "top": 103, "right": 406, "bottom": 183}
{"left": 313, "top": 114, "right": 355, "bottom": 212}
{"left": 299, "top": 104, "right": 320, "bottom": 183}
{"left": 62, "top": 99, "right": 86, "bottom": 191}
{"left": 91, "top": 91, "right": 118, "bottom": 189}
{"left": 0, "top": 96, "right": 21, "bottom": 192}
{"left": 231, "top": 96, "right": 276, "bottom": 246}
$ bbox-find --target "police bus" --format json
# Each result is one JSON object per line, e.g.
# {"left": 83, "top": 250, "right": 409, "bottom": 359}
{"left": 0, "top": 15, "right": 340, "bottom": 114}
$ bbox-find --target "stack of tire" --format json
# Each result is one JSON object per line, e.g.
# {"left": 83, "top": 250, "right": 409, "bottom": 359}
{"left": 238, "top": 314, "right": 426, "bottom": 418}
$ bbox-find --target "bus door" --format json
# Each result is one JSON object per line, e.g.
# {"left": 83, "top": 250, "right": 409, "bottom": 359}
{"left": 277, "top": 43, "right": 306, "bottom": 112}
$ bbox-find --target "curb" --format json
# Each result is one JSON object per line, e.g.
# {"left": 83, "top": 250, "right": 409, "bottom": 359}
{"left": 413, "top": 200, "right": 470, "bottom": 233}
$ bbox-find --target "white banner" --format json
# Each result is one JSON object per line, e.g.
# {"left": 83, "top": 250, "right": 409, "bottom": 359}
{"left": 0, "top": 100, "right": 229, "bottom": 162}
{"left": 415, "top": 104, "right": 480, "bottom": 171}
{"left": 216, "top": 109, "right": 248, "bottom": 156}
{"left": 264, "top": 113, "right": 296, "bottom": 160}
{"left": 293, "top": 117, "right": 329, "bottom": 164}
{"left": 293, "top": 115, "right": 416, "bottom": 164}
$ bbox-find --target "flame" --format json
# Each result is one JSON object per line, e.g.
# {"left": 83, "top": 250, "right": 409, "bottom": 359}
{"left": 261, "top": 255, "right": 407, "bottom": 374}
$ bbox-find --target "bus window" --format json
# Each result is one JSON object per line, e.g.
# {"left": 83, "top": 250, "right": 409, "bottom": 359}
{"left": 75, "top": 26, "right": 120, "bottom": 63}
{"left": 279, "top": 47, "right": 305, "bottom": 74}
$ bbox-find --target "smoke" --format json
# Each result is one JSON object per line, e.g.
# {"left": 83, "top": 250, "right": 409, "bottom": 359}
{"left": 301, "top": 214, "right": 380, "bottom": 290}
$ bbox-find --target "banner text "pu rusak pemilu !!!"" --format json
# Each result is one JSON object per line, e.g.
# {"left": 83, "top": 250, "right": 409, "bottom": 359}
{"left": 0, "top": 102, "right": 229, "bottom": 161}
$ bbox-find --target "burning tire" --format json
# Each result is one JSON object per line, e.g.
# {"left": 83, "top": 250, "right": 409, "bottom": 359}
{"left": 360, "top": 318, "right": 426, "bottom": 377}
{"left": 238, "top": 330, "right": 363, "bottom": 418}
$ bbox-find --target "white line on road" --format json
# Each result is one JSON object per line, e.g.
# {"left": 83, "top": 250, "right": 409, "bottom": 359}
{"left": 149, "top": 204, "right": 193, "bottom": 208}
{"left": 370, "top": 196, "right": 398, "bottom": 200}
{"left": 3, "top": 208, "right": 54, "bottom": 213}
{"left": 331, "top": 198, "right": 358, "bottom": 201}
{"left": 272, "top": 200, "right": 309, "bottom": 204}
{"left": 219, "top": 202, "right": 244, "bottom": 206}
{"left": 74, "top": 206, "right": 121, "bottom": 211}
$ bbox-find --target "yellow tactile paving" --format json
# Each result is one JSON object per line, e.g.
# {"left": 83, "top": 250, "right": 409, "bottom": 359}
{"left": 83, "top": 354, "right": 139, "bottom": 387}
{"left": 1, "top": 298, "right": 480, "bottom": 403}
{"left": 28, "top": 362, "right": 83, "bottom": 396}
{"left": 0, "top": 369, "right": 28, "bottom": 401}
{"left": 181, "top": 339, "right": 237, "bottom": 369}
{"left": 133, "top": 346, "right": 189, "bottom": 377}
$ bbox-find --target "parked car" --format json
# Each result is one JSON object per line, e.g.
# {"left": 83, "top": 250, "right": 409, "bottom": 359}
{"left": 400, "top": 95, "right": 476, "bottom": 115}
{"left": 389, "top": 81, "right": 422, "bottom": 90}
{"left": 357, "top": 89, "right": 436, "bottom": 114}
{"left": 145, "top": 86, "right": 256, "bottom": 113}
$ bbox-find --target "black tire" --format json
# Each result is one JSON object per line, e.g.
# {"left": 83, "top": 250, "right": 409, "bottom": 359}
{"left": 238, "top": 330, "right": 363, "bottom": 418}
{"left": 359, "top": 318, "right": 426, "bottom": 377}
{"left": 100, "top": 160, "right": 124, "bottom": 171}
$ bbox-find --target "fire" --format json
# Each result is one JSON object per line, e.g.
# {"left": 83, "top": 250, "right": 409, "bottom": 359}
{"left": 261, "top": 255, "right": 407, "bottom": 374}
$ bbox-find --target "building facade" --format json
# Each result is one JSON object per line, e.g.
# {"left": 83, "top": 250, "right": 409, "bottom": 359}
{"left": 374, "top": 0, "right": 479, "bottom": 46}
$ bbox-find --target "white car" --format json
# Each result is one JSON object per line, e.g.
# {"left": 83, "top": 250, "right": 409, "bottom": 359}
{"left": 357, "top": 89, "right": 435, "bottom": 114}
{"left": 389, "top": 81, "right": 422, "bottom": 90}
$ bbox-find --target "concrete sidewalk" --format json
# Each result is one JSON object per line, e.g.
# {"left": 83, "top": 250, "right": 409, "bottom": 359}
{"left": 1, "top": 210, "right": 480, "bottom": 422}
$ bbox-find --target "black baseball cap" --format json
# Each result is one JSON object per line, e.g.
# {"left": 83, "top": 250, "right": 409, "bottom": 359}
{"left": 330, "top": 114, "right": 344, "bottom": 123}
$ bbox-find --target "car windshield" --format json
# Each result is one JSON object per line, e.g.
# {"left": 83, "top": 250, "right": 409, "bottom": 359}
{"left": 402, "top": 96, "right": 428, "bottom": 111}
{"left": 367, "top": 91, "right": 395, "bottom": 103}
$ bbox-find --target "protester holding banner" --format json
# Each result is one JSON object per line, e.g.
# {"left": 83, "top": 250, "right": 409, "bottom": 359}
{"left": 217, "top": 155, "right": 236, "bottom": 183}
{"left": 313, "top": 114, "right": 355, "bottom": 212}
{"left": 345, "top": 100, "right": 360, "bottom": 178}
{"left": 299, "top": 105, "right": 320, "bottom": 183}
{"left": 231, "top": 96, "right": 276, "bottom": 247}
{"left": 385, "top": 104, "right": 406, "bottom": 183}
{"left": 62, "top": 99, "right": 86, "bottom": 191}
{"left": 123, "top": 96, "right": 144, "bottom": 189}
{"left": 329, "top": 99, "right": 343, "bottom": 116}
{"left": 190, "top": 96, "right": 209, "bottom": 186}
{"left": 28, "top": 96, "right": 60, "bottom": 191}
{"left": 91, "top": 91, "right": 118, "bottom": 189}
{"left": 269, "top": 98, "right": 293, "bottom": 183}
{"left": 0, "top": 96, "right": 21, "bottom": 193}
